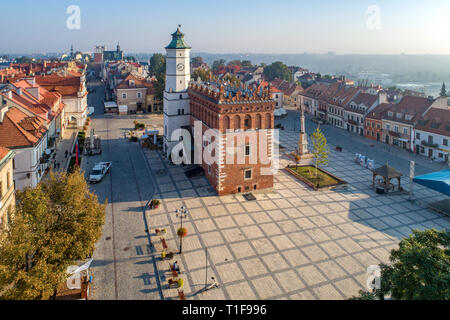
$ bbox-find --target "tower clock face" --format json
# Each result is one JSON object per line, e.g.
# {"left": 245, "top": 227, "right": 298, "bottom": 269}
{"left": 177, "top": 63, "right": 185, "bottom": 72}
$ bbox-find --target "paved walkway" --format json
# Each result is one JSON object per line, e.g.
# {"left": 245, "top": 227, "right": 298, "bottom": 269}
{"left": 51, "top": 128, "right": 78, "bottom": 172}
{"left": 141, "top": 128, "right": 449, "bottom": 300}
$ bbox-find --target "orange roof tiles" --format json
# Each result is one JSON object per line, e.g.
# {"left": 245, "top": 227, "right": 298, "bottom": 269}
{"left": 0, "top": 107, "right": 46, "bottom": 148}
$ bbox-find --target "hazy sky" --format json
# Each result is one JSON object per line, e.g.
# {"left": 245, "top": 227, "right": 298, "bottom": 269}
{"left": 1, "top": 0, "right": 449, "bottom": 54}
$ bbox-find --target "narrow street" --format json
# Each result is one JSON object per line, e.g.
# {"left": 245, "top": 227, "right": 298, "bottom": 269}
{"left": 86, "top": 81, "right": 163, "bottom": 300}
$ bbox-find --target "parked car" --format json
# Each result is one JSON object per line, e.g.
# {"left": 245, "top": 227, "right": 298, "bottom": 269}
{"left": 89, "top": 162, "right": 111, "bottom": 184}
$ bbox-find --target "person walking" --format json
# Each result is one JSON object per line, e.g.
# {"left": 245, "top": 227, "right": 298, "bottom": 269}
{"left": 65, "top": 150, "right": 68, "bottom": 158}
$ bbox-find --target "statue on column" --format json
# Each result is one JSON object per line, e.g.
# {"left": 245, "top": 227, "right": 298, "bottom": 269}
{"left": 294, "top": 104, "right": 315, "bottom": 165}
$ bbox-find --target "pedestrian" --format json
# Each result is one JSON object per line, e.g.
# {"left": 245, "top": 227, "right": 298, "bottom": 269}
{"left": 65, "top": 150, "right": 68, "bottom": 158}
{"left": 57, "top": 162, "right": 60, "bottom": 169}
{"left": 173, "top": 261, "right": 180, "bottom": 273}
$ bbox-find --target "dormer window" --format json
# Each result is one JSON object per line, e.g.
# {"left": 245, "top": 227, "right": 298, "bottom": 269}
{"left": 388, "top": 111, "right": 393, "bottom": 117}
{"left": 431, "top": 122, "right": 440, "bottom": 129}
{"left": 396, "top": 113, "right": 402, "bottom": 118}
{"left": 405, "top": 114, "right": 413, "bottom": 121}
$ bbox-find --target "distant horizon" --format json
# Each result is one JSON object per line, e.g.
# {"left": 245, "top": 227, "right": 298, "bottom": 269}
{"left": 4, "top": 52, "right": 450, "bottom": 57}
{"left": 1, "top": 0, "right": 449, "bottom": 55}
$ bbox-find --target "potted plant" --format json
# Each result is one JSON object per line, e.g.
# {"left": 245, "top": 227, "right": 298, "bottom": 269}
{"left": 177, "top": 227, "right": 188, "bottom": 254}
{"left": 149, "top": 199, "right": 161, "bottom": 209}
{"left": 177, "top": 227, "right": 187, "bottom": 238}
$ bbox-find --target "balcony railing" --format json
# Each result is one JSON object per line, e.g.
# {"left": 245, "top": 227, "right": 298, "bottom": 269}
{"left": 421, "top": 140, "right": 438, "bottom": 148}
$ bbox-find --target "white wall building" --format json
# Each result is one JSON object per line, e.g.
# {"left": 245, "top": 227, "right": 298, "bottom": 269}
{"left": 163, "top": 27, "right": 191, "bottom": 158}
{"left": 414, "top": 107, "right": 450, "bottom": 163}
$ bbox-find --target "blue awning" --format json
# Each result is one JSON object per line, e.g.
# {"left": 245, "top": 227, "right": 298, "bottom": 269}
{"left": 413, "top": 170, "right": 450, "bottom": 196}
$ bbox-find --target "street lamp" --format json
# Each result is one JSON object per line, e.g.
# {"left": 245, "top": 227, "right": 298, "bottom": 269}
{"left": 176, "top": 206, "right": 189, "bottom": 254}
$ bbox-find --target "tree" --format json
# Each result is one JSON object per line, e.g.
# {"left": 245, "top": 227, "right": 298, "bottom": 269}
{"left": 241, "top": 60, "right": 253, "bottom": 68}
{"left": 351, "top": 229, "right": 450, "bottom": 300}
{"left": 191, "top": 56, "right": 204, "bottom": 65}
{"left": 149, "top": 53, "right": 166, "bottom": 100}
{"left": 212, "top": 59, "right": 226, "bottom": 72}
{"left": 15, "top": 56, "right": 33, "bottom": 64}
{"left": 440, "top": 82, "right": 447, "bottom": 97}
{"left": 223, "top": 73, "right": 241, "bottom": 86}
{"left": 0, "top": 171, "right": 106, "bottom": 300}
{"left": 192, "top": 68, "right": 212, "bottom": 82}
{"left": 263, "top": 61, "right": 293, "bottom": 82}
{"left": 310, "top": 125, "right": 330, "bottom": 177}
{"left": 177, "top": 228, "right": 188, "bottom": 254}
{"left": 227, "top": 60, "right": 242, "bottom": 67}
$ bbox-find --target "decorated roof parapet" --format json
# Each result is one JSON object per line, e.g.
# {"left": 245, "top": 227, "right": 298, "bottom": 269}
{"left": 189, "top": 80, "right": 274, "bottom": 104}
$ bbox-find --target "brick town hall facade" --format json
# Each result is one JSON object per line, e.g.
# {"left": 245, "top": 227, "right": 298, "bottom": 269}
{"left": 163, "top": 28, "right": 276, "bottom": 196}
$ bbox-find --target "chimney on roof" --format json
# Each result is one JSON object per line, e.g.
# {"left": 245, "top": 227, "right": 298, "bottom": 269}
{"left": 17, "top": 87, "right": 23, "bottom": 96}
{"left": 26, "top": 87, "right": 40, "bottom": 100}
{"left": 378, "top": 91, "right": 387, "bottom": 105}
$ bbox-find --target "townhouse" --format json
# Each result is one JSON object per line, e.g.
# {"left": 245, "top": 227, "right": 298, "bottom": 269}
{"left": 365, "top": 103, "right": 394, "bottom": 142}
{"left": 116, "top": 73, "right": 160, "bottom": 113}
{"left": 13, "top": 78, "right": 65, "bottom": 144}
{"left": 381, "top": 96, "right": 435, "bottom": 151}
{"left": 0, "top": 147, "right": 15, "bottom": 229}
{"left": 414, "top": 107, "right": 450, "bottom": 162}
{"left": 270, "top": 79, "right": 303, "bottom": 110}
{"left": 0, "top": 101, "right": 48, "bottom": 190}
{"left": 344, "top": 92, "right": 386, "bottom": 136}
{"left": 35, "top": 72, "right": 88, "bottom": 129}
{"left": 300, "top": 82, "right": 339, "bottom": 121}
{"left": 327, "top": 86, "right": 360, "bottom": 129}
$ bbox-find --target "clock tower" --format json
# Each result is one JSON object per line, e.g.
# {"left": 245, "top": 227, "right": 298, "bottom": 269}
{"left": 163, "top": 26, "right": 191, "bottom": 157}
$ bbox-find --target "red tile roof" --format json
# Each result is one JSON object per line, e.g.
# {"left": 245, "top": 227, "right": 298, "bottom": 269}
{"left": 270, "top": 79, "right": 303, "bottom": 96}
{"left": 383, "top": 96, "right": 433, "bottom": 124}
{"left": 350, "top": 92, "right": 378, "bottom": 107}
{"left": 0, "top": 107, "right": 47, "bottom": 148}
{"left": 0, "top": 146, "right": 11, "bottom": 161}
{"left": 366, "top": 103, "right": 395, "bottom": 120}
{"left": 116, "top": 73, "right": 156, "bottom": 94}
{"left": 415, "top": 107, "right": 450, "bottom": 137}
{"left": 35, "top": 74, "right": 83, "bottom": 97}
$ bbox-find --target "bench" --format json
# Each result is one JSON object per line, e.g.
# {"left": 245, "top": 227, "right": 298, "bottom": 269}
{"left": 169, "top": 263, "right": 179, "bottom": 278}
{"left": 161, "top": 238, "right": 168, "bottom": 250}
{"left": 178, "top": 290, "right": 186, "bottom": 301}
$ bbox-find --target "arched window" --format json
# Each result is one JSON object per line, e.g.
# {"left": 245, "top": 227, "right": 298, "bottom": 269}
{"left": 223, "top": 116, "right": 230, "bottom": 132}
{"left": 244, "top": 115, "right": 252, "bottom": 130}
{"left": 265, "top": 113, "right": 272, "bottom": 129}
{"left": 255, "top": 114, "right": 262, "bottom": 129}
{"left": 234, "top": 115, "right": 241, "bottom": 130}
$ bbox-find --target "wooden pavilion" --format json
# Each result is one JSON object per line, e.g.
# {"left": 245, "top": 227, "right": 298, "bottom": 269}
{"left": 372, "top": 164, "right": 403, "bottom": 193}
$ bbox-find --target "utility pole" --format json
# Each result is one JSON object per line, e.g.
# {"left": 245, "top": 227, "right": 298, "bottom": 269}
{"left": 409, "top": 160, "right": 415, "bottom": 202}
